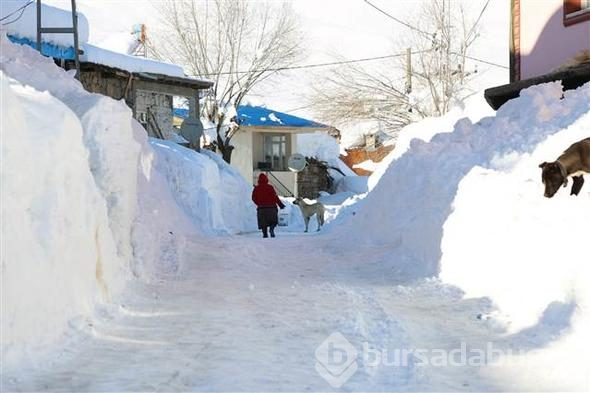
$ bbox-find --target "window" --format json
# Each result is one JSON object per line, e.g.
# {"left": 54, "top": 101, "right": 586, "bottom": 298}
{"left": 137, "top": 111, "right": 148, "bottom": 129}
{"left": 263, "top": 134, "right": 288, "bottom": 171}
{"left": 564, "top": 0, "right": 590, "bottom": 26}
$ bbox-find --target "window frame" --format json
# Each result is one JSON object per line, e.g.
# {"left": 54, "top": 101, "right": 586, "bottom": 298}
{"left": 564, "top": 0, "right": 590, "bottom": 26}
{"left": 262, "top": 133, "right": 288, "bottom": 171}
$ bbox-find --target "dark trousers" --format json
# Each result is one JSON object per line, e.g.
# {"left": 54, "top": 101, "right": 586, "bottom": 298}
{"left": 257, "top": 206, "right": 278, "bottom": 238}
{"left": 261, "top": 225, "right": 276, "bottom": 238}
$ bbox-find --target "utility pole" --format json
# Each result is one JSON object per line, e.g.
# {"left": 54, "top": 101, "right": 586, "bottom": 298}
{"left": 405, "top": 47, "right": 412, "bottom": 95}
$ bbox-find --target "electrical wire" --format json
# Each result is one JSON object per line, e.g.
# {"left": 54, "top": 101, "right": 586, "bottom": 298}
{"left": 362, "top": 0, "right": 506, "bottom": 70}
{"left": 465, "top": 0, "right": 491, "bottom": 42}
{"left": 1, "top": 0, "right": 34, "bottom": 26}
{"left": 195, "top": 50, "right": 430, "bottom": 77}
{"left": 452, "top": 52, "right": 509, "bottom": 69}
{"left": 363, "top": 0, "right": 433, "bottom": 37}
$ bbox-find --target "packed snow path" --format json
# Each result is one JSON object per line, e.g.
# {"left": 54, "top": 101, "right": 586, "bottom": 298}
{"left": 6, "top": 232, "right": 551, "bottom": 392}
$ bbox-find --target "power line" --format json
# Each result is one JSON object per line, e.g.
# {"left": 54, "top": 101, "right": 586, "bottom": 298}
{"left": 465, "top": 0, "right": 491, "bottom": 42}
{"left": 363, "top": 0, "right": 432, "bottom": 37}
{"left": 282, "top": 103, "right": 315, "bottom": 113}
{"left": 1, "top": 0, "right": 34, "bottom": 25}
{"left": 361, "top": 0, "right": 506, "bottom": 71}
{"left": 195, "top": 50, "right": 430, "bottom": 77}
{"left": 453, "top": 53, "right": 508, "bottom": 69}
{"left": 189, "top": 49, "right": 506, "bottom": 79}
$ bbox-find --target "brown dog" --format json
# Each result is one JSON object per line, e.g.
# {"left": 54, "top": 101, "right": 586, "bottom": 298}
{"left": 539, "top": 137, "right": 590, "bottom": 198}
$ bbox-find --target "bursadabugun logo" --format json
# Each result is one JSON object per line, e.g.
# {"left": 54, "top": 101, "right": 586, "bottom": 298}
{"left": 315, "top": 332, "right": 358, "bottom": 388}
{"left": 315, "top": 333, "right": 538, "bottom": 388}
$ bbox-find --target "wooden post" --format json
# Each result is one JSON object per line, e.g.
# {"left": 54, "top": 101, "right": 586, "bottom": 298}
{"left": 188, "top": 97, "right": 197, "bottom": 118}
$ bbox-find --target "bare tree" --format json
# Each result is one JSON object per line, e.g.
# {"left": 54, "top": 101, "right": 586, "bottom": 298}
{"left": 152, "top": 0, "right": 303, "bottom": 163}
{"left": 408, "top": 0, "right": 484, "bottom": 115}
{"left": 311, "top": 59, "right": 413, "bottom": 136}
{"left": 311, "top": 0, "right": 485, "bottom": 141}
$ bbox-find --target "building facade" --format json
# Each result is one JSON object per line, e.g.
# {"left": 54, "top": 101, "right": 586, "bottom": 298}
{"left": 232, "top": 105, "right": 328, "bottom": 196}
{"left": 486, "top": 0, "right": 590, "bottom": 109}
{"left": 511, "top": 0, "right": 590, "bottom": 82}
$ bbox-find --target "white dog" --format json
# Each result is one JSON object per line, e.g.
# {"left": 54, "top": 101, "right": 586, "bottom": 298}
{"left": 293, "top": 197, "right": 325, "bottom": 232}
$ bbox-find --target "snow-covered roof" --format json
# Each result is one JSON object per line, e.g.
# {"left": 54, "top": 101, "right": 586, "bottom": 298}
{"left": 174, "top": 106, "right": 328, "bottom": 129}
{"left": 6, "top": 35, "right": 212, "bottom": 86}
{"left": 1, "top": 1, "right": 211, "bottom": 83}
{"left": 237, "top": 105, "right": 327, "bottom": 128}
{"left": 82, "top": 43, "right": 185, "bottom": 78}
{"left": 2, "top": 0, "right": 89, "bottom": 47}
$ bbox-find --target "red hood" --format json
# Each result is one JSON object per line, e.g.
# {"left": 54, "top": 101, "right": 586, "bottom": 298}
{"left": 258, "top": 173, "right": 269, "bottom": 185}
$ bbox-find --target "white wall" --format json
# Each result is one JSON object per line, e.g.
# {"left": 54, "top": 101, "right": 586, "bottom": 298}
{"left": 520, "top": 0, "right": 590, "bottom": 79}
{"left": 232, "top": 127, "right": 314, "bottom": 195}
{"left": 229, "top": 128, "right": 254, "bottom": 186}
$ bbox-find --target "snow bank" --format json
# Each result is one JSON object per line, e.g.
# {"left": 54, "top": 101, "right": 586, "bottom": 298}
{"left": 149, "top": 140, "right": 257, "bottom": 235}
{"left": 0, "top": 35, "right": 249, "bottom": 363}
{"left": 131, "top": 126, "right": 199, "bottom": 278}
{"left": 439, "top": 88, "right": 590, "bottom": 391}
{"left": 297, "top": 131, "right": 340, "bottom": 162}
{"left": 335, "top": 175, "right": 369, "bottom": 194}
{"left": 368, "top": 93, "right": 496, "bottom": 191}
{"left": 332, "top": 81, "right": 590, "bottom": 389}
{"left": 0, "top": 36, "right": 257, "bottom": 364}
{"left": 1, "top": 62, "right": 123, "bottom": 360}
{"left": 1, "top": 36, "right": 141, "bottom": 266}
{"left": 1, "top": 0, "right": 89, "bottom": 46}
{"left": 440, "top": 107, "right": 590, "bottom": 329}
{"left": 439, "top": 124, "right": 590, "bottom": 389}
{"left": 0, "top": 36, "right": 189, "bottom": 361}
{"left": 336, "top": 81, "right": 590, "bottom": 282}
{"left": 353, "top": 159, "right": 379, "bottom": 172}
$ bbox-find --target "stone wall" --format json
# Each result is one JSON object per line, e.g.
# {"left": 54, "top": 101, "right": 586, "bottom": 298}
{"left": 79, "top": 70, "right": 174, "bottom": 139}
{"left": 79, "top": 70, "right": 133, "bottom": 107}
{"left": 297, "top": 158, "right": 330, "bottom": 198}
{"left": 135, "top": 89, "right": 173, "bottom": 139}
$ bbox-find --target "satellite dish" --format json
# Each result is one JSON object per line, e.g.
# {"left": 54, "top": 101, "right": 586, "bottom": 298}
{"left": 288, "top": 153, "right": 307, "bottom": 172}
{"left": 180, "top": 116, "right": 204, "bottom": 151}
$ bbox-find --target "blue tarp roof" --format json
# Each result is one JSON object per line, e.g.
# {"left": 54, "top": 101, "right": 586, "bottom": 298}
{"left": 174, "top": 106, "right": 327, "bottom": 128}
{"left": 173, "top": 108, "right": 190, "bottom": 118}
{"left": 7, "top": 35, "right": 76, "bottom": 60}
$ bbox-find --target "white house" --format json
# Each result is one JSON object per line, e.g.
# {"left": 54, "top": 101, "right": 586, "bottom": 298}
{"left": 175, "top": 105, "right": 329, "bottom": 196}
{"left": 233, "top": 105, "right": 329, "bottom": 196}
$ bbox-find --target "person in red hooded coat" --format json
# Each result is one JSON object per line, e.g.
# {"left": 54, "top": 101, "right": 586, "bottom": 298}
{"left": 252, "top": 173, "right": 285, "bottom": 238}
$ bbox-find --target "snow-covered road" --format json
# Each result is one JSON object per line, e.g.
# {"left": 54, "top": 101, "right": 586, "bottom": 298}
{"left": 5, "top": 231, "right": 534, "bottom": 392}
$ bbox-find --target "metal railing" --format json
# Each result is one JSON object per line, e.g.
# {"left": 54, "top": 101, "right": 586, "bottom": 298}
{"left": 265, "top": 171, "right": 294, "bottom": 197}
